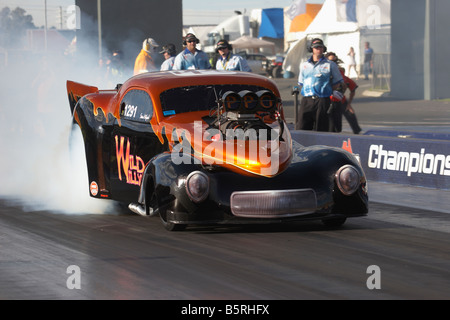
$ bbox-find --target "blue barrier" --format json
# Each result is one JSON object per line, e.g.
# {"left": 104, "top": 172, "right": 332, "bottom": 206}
{"left": 291, "top": 130, "right": 450, "bottom": 190}
{"left": 364, "top": 129, "right": 450, "bottom": 141}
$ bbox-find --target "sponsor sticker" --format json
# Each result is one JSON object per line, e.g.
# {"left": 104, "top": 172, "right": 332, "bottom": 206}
{"left": 90, "top": 181, "right": 99, "bottom": 196}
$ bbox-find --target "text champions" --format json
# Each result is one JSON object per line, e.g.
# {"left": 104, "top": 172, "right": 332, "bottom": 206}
{"left": 368, "top": 145, "right": 450, "bottom": 177}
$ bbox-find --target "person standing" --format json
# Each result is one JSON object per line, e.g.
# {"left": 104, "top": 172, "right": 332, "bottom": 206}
{"left": 215, "top": 39, "right": 251, "bottom": 72}
{"left": 325, "top": 52, "right": 346, "bottom": 133}
{"left": 326, "top": 52, "right": 361, "bottom": 134}
{"left": 346, "top": 46, "right": 358, "bottom": 79}
{"left": 106, "top": 49, "right": 127, "bottom": 86}
{"left": 134, "top": 38, "right": 160, "bottom": 75}
{"left": 160, "top": 43, "right": 177, "bottom": 71}
{"left": 172, "top": 33, "right": 211, "bottom": 70}
{"left": 363, "top": 42, "right": 374, "bottom": 80}
{"left": 342, "top": 79, "right": 362, "bottom": 134}
{"left": 297, "top": 38, "right": 343, "bottom": 132}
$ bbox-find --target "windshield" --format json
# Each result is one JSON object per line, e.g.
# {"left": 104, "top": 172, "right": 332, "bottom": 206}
{"left": 160, "top": 84, "right": 267, "bottom": 116}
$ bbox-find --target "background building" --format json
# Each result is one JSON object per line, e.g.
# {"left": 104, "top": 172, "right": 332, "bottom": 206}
{"left": 75, "top": 0, "right": 182, "bottom": 70}
{"left": 391, "top": 0, "right": 450, "bottom": 100}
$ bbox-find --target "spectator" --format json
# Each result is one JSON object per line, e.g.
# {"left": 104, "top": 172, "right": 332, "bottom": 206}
{"left": 134, "top": 38, "right": 159, "bottom": 75}
{"left": 363, "top": 42, "right": 374, "bottom": 80}
{"left": 215, "top": 39, "right": 251, "bottom": 72}
{"left": 346, "top": 46, "right": 358, "bottom": 79}
{"left": 173, "top": 33, "right": 211, "bottom": 70}
{"left": 297, "top": 38, "right": 343, "bottom": 132}
{"left": 106, "top": 50, "right": 126, "bottom": 84}
{"left": 160, "top": 43, "right": 177, "bottom": 71}
{"left": 327, "top": 52, "right": 362, "bottom": 134}
{"left": 96, "top": 56, "right": 107, "bottom": 83}
{"left": 325, "top": 52, "right": 346, "bottom": 133}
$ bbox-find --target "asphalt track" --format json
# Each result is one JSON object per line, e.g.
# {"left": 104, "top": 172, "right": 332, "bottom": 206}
{"left": 1, "top": 198, "right": 450, "bottom": 301}
{"left": 1, "top": 78, "right": 450, "bottom": 301}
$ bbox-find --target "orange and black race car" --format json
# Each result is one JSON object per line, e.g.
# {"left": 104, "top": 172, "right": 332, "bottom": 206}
{"left": 67, "top": 70, "right": 368, "bottom": 231}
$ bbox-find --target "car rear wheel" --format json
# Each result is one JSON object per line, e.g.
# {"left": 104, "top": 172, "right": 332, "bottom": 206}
{"left": 69, "top": 123, "right": 89, "bottom": 191}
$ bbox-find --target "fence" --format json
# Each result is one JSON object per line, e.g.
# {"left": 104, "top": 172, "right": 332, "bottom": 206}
{"left": 370, "top": 52, "right": 391, "bottom": 92}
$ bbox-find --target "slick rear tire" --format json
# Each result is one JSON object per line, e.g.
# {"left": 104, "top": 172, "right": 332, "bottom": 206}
{"left": 69, "top": 123, "right": 89, "bottom": 189}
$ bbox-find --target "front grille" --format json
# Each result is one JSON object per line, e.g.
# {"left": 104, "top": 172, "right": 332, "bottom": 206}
{"left": 230, "top": 189, "right": 317, "bottom": 218}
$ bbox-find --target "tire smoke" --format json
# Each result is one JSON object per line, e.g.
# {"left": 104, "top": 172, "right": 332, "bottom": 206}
{"left": 0, "top": 32, "right": 132, "bottom": 215}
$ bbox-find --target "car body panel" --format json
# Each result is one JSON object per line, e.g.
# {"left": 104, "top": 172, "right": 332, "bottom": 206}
{"left": 67, "top": 70, "right": 368, "bottom": 230}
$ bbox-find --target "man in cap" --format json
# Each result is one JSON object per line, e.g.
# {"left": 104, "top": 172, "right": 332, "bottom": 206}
{"left": 134, "top": 37, "right": 160, "bottom": 75}
{"left": 297, "top": 38, "right": 343, "bottom": 131}
{"left": 160, "top": 43, "right": 177, "bottom": 71}
{"left": 215, "top": 39, "right": 251, "bottom": 72}
{"left": 173, "top": 33, "right": 211, "bottom": 70}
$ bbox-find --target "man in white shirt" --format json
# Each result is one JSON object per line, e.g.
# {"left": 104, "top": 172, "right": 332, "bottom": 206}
{"left": 160, "top": 43, "right": 177, "bottom": 71}
{"left": 297, "top": 38, "right": 343, "bottom": 131}
{"left": 173, "top": 33, "right": 211, "bottom": 70}
{"left": 215, "top": 39, "right": 251, "bottom": 72}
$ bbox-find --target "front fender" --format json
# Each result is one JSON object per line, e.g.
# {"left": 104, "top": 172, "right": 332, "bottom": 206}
{"left": 138, "top": 141, "right": 368, "bottom": 219}
{"left": 139, "top": 152, "right": 203, "bottom": 213}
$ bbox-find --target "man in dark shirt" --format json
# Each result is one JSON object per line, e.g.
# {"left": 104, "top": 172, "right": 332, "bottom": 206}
{"left": 363, "top": 42, "right": 374, "bottom": 80}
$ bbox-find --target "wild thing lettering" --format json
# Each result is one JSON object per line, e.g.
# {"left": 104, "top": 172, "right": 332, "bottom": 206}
{"left": 115, "top": 136, "right": 145, "bottom": 186}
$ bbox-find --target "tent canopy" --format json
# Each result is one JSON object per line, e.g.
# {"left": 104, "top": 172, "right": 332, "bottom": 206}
{"left": 258, "top": 8, "right": 284, "bottom": 39}
{"left": 230, "top": 35, "right": 276, "bottom": 51}
{"left": 305, "top": 0, "right": 358, "bottom": 34}
{"left": 289, "top": 4, "right": 323, "bottom": 33}
{"left": 283, "top": 0, "right": 391, "bottom": 76}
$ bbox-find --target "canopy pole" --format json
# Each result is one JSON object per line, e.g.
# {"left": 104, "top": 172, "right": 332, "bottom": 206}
{"left": 97, "top": 0, "right": 102, "bottom": 60}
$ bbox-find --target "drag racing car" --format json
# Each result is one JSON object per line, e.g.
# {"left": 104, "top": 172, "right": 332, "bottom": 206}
{"left": 66, "top": 70, "right": 368, "bottom": 231}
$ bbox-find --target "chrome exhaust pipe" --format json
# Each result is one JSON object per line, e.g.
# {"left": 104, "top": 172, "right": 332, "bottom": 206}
{"left": 128, "top": 203, "right": 147, "bottom": 216}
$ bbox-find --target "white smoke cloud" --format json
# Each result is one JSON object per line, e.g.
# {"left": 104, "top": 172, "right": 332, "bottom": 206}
{"left": 0, "top": 21, "right": 133, "bottom": 215}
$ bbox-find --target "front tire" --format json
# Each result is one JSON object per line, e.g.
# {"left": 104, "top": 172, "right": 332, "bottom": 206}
{"left": 159, "top": 209, "right": 187, "bottom": 231}
{"left": 146, "top": 177, "right": 187, "bottom": 231}
{"left": 322, "top": 216, "right": 347, "bottom": 228}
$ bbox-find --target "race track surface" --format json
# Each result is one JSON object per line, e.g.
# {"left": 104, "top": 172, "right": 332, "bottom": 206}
{"left": 1, "top": 198, "right": 449, "bottom": 300}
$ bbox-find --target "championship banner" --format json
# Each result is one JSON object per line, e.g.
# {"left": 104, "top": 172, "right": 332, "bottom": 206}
{"left": 291, "top": 131, "right": 450, "bottom": 190}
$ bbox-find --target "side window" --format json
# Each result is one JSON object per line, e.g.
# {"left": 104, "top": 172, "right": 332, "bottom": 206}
{"left": 120, "top": 89, "right": 153, "bottom": 123}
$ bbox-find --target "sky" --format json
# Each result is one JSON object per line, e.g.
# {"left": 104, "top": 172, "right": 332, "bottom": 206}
{"left": 0, "top": 0, "right": 325, "bottom": 27}
{"left": 183, "top": 0, "right": 325, "bottom": 25}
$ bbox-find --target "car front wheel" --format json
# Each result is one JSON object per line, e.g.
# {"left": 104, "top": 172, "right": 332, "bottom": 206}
{"left": 159, "top": 209, "right": 187, "bottom": 231}
{"left": 322, "top": 216, "right": 347, "bottom": 228}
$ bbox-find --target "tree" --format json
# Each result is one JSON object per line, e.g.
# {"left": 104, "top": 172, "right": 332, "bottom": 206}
{"left": 0, "top": 7, "right": 36, "bottom": 49}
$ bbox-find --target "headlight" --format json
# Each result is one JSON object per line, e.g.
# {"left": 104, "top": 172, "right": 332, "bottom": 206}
{"left": 335, "top": 165, "right": 360, "bottom": 196}
{"left": 185, "top": 171, "right": 210, "bottom": 203}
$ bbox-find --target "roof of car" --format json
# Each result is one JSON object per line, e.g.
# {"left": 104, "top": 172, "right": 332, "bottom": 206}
{"left": 120, "top": 70, "right": 279, "bottom": 96}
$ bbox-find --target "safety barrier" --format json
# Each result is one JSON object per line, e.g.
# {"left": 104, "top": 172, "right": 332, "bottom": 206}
{"left": 291, "top": 130, "right": 450, "bottom": 190}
